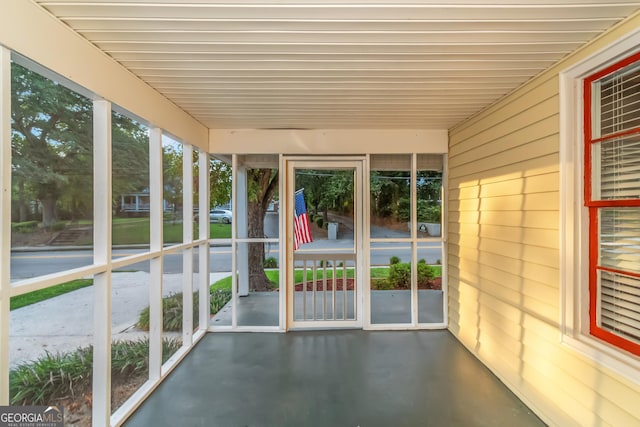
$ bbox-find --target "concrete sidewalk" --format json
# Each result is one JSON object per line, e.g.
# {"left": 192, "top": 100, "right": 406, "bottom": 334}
{"left": 9, "top": 271, "right": 230, "bottom": 368}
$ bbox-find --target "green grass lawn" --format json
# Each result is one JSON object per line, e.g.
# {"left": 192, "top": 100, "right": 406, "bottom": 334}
{"left": 111, "top": 218, "right": 231, "bottom": 244}
{"left": 209, "top": 265, "right": 442, "bottom": 291}
{"left": 9, "top": 264, "right": 440, "bottom": 310}
{"left": 10, "top": 279, "right": 93, "bottom": 310}
{"left": 26, "top": 218, "right": 233, "bottom": 245}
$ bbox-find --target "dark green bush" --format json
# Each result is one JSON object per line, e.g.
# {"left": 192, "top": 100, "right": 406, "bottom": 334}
{"left": 389, "top": 256, "right": 401, "bottom": 265}
{"left": 10, "top": 347, "right": 93, "bottom": 405}
{"left": 264, "top": 257, "right": 278, "bottom": 268}
{"left": 417, "top": 262, "right": 435, "bottom": 287}
{"left": 9, "top": 338, "right": 181, "bottom": 405}
{"left": 315, "top": 216, "right": 324, "bottom": 228}
{"left": 371, "top": 278, "right": 394, "bottom": 290}
{"left": 210, "top": 289, "right": 232, "bottom": 314}
{"left": 386, "top": 261, "right": 435, "bottom": 289}
{"left": 137, "top": 292, "right": 199, "bottom": 332}
{"left": 417, "top": 202, "right": 441, "bottom": 223}
{"left": 396, "top": 198, "right": 411, "bottom": 222}
{"left": 50, "top": 221, "right": 67, "bottom": 232}
{"left": 11, "top": 221, "right": 38, "bottom": 233}
{"left": 388, "top": 262, "right": 411, "bottom": 288}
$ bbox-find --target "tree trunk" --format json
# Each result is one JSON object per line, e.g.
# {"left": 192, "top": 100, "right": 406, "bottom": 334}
{"left": 18, "top": 180, "right": 28, "bottom": 222}
{"left": 247, "top": 199, "right": 270, "bottom": 291}
{"left": 41, "top": 195, "right": 57, "bottom": 228}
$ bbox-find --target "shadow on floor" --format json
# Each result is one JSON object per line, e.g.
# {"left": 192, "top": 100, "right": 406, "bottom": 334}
{"left": 124, "top": 330, "right": 546, "bottom": 427}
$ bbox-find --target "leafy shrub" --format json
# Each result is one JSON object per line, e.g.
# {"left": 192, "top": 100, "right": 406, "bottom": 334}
{"left": 418, "top": 202, "right": 441, "bottom": 223}
{"left": 388, "top": 262, "right": 411, "bottom": 288}
{"left": 50, "top": 221, "right": 67, "bottom": 232}
{"left": 417, "top": 263, "right": 435, "bottom": 287}
{"left": 315, "top": 216, "right": 324, "bottom": 228}
{"left": 371, "top": 278, "right": 394, "bottom": 290}
{"left": 137, "top": 292, "right": 199, "bottom": 332}
{"left": 111, "top": 339, "right": 152, "bottom": 376}
{"left": 210, "top": 289, "right": 232, "bottom": 314}
{"left": 10, "top": 347, "right": 93, "bottom": 405}
{"left": 9, "top": 338, "right": 181, "bottom": 405}
{"left": 389, "top": 256, "right": 401, "bottom": 265}
{"left": 386, "top": 260, "right": 435, "bottom": 289}
{"left": 11, "top": 221, "right": 38, "bottom": 233}
{"left": 264, "top": 257, "right": 278, "bottom": 268}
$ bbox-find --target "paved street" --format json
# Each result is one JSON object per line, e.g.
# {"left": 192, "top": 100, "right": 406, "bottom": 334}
{"left": 10, "top": 240, "right": 442, "bottom": 282}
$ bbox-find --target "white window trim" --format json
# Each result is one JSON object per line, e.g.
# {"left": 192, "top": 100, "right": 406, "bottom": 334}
{"left": 559, "top": 27, "right": 640, "bottom": 382}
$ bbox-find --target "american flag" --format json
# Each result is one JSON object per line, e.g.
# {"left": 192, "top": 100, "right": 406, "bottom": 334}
{"left": 294, "top": 190, "right": 313, "bottom": 250}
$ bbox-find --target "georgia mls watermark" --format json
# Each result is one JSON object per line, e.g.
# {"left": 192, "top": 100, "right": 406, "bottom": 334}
{"left": 0, "top": 406, "right": 63, "bottom": 427}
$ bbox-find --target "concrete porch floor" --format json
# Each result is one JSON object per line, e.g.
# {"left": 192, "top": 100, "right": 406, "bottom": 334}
{"left": 210, "top": 290, "right": 445, "bottom": 327}
{"left": 124, "top": 330, "right": 545, "bottom": 427}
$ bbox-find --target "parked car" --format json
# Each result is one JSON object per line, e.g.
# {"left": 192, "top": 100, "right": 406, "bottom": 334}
{"left": 209, "top": 209, "right": 232, "bottom": 224}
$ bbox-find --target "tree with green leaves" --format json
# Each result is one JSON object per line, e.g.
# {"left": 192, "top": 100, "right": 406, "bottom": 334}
{"left": 370, "top": 171, "right": 411, "bottom": 222}
{"left": 209, "top": 159, "right": 232, "bottom": 209}
{"left": 162, "top": 141, "right": 183, "bottom": 221}
{"left": 11, "top": 63, "right": 93, "bottom": 227}
{"left": 111, "top": 112, "right": 150, "bottom": 214}
{"left": 295, "top": 170, "right": 354, "bottom": 223}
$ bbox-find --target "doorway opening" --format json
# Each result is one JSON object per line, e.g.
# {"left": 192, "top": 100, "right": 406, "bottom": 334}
{"left": 286, "top": 158, "right": 364, "bottom": 329}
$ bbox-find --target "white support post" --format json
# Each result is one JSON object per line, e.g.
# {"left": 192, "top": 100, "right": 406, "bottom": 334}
{"left": 231, "top": 155, "right": 238, "bottom": 327}
{"left": 362, "top": 155, "right": 371, "bottom": 329}
{"left": 149, "top": 127, "right": 163, "bottom": 380}
{"left": 182, "top": 144, "right": 193, "bottom": 345}
{"left": 92, "top": 99, "right": 112, "bottom": 427}
{"left": 236, "top": 165, "right": 249, "bottom": 296}
{"left": 441, "top": 154, "right": 448, "bottom": 326}
{"left": 411, "top": 154, "right": 418, "bottom": 326}
{"left": 198, "top": 152, "right": 210, "bottom": 330}
{"left": 278, "top": 155, "right": 286, "bottom": 330}
{"left": 0, "top": 47, "right": 12, "bottom": 405}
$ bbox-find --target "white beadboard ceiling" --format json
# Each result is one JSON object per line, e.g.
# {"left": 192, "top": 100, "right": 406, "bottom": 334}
{"left": 34, "top": 0, "right": 640, "bottom": 130}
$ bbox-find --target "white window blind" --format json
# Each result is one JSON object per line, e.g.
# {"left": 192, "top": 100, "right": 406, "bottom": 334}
{"left": 599, "top": 208, "right": 640, "bottom": 273}
{"left": 590, "top": 55, "right": 640, "bottom": 353}
{"left": 593, "top": 135, "right": 640, "bottom": 200}
{"left": 599, "top": 270, "right": 640, "bottom": 345}
{"left": 598, "top": 61, "right": 640, "bottom": 137}
{"left": 599, "top": 208, "right": 640, "bottom": 344}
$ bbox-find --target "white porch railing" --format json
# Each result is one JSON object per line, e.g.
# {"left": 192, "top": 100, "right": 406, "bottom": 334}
{"left": 293, "top": 253, "right": 357, "bottom": 321}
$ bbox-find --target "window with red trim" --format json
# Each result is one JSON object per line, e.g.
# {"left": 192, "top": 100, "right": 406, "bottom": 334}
{"left": 584, "top": 51, "right": 640, "bottom": 357}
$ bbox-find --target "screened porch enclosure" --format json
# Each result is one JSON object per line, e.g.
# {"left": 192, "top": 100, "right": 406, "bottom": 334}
{"left": 207, "top": 154, "right": 446, "bottom": 332}
{"left": 7, "top": 2, "right": 640, "bottom": 426}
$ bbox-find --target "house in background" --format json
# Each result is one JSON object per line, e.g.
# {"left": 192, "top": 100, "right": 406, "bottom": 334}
{"left": 119, "top": 192, "right": 151, "bottom": 216}
{"left": 1, "top": 1, "right": 640, "bottom": 427}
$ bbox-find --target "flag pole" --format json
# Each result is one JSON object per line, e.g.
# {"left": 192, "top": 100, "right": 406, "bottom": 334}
{"left": 295, "top": 188, "right": 304, "bottom": 194}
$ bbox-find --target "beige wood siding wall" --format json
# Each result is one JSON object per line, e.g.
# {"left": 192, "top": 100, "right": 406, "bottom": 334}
{"left": 448, "top": 13, "right": 640, "bottom": 427}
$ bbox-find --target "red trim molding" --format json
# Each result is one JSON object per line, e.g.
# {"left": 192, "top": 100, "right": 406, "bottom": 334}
{"left": 585, "top": 51, "right": 640, "bottom": 358}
